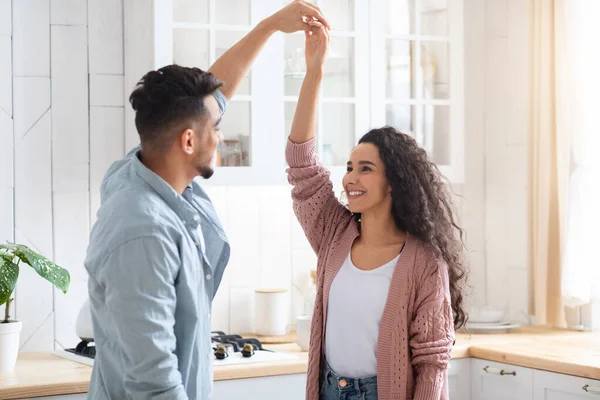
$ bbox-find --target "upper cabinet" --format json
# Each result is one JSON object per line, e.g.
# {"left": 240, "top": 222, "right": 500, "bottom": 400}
{"left": 143, "top": 0, "right": 463, "bottom": 185}
{"left": 370, "top": 0, "right": 464, "bottom": 183}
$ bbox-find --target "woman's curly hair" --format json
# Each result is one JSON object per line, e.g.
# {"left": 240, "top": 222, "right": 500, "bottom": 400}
{"left": 356, "top": 126, "right": 468, "bottom": 329}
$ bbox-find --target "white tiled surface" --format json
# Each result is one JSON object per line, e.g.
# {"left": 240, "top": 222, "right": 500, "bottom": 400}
{"left": 0, "top": 0, "right": 11, "bottom": 36}
{"left": 225, "top": 187, "right": 262, "bottom": 290}
{"left": 228, "top": 288, "right": 256, "bottom": 334}
{"left": 89, "top": 106, "right": 125, "bottom": 189}
{"left": 13, "top": 77, "right": 51, "bottom": 140}
{"left": 90, "top": 74, "right": 125, "bottom": 106}
{"left": 88, "top": 0, "right": 123, "bottom": 74}
{"left": 12, "top": 0, "right": 50, "bottom": 77}
{"left": 51, "top": 25, "right": 89, "bottom": 164}
{"left": 0, "top": 108, "right": 13, "bottom": 190}
{"left": 53, "top": 192, "right": 90, "bottom": 281}
{"left": 480, "top": 0, "right": 530, "bottom": 316}
{"left": 1, "top": 0, "right": 532, "bottom": 351}
{"left": 2, "top": 0, "right": 127, "bottom": 351}
{"left": 52, "top": 163, "right": 89, "bottom": 193}
{"left": 54, "top": 277, "right": 88, "bottom": 349}
{"left": 0, "top": 2, "right": 10, "bottom": 325}
{"left": 50, "top": 0, "right": 87, "bottom": 26}
{"left": 14, "top": 231, "right": 54, "bottom": 350}
{"left": 0, "top": 36, "right": 12, "bottom": 116}
{"left": 14, "top": 111, "right": 53, "bottom": 257}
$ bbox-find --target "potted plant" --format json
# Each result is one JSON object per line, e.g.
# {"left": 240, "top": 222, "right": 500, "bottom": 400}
{"left": 0, "top": 243, "right": 70, "bottom": 373}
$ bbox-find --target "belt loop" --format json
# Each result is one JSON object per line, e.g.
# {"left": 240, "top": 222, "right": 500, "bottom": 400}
{"left": 324, "top": 361, "right": 332, "bottom": 382}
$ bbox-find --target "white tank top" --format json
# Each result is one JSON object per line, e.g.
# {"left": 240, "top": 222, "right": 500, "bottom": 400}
{"left": 324, "top": 251, "right": 400, "bottom": 378}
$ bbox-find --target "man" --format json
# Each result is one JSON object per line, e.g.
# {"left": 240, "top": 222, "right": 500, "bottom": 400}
{"left": 84, "top": 2, "right": 329, "bottom": 399}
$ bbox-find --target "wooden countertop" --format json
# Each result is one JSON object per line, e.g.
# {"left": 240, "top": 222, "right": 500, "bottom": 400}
{"left": 0, "top": 342, "right": 308, "bottom": 400}
{"left": 1, "top": 326, "right": 599, "bottom": 399}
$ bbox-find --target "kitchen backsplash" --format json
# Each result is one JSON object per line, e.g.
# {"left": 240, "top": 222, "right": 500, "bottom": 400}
{"left": 0, "top": 0, "right": 531, "bottom": 352}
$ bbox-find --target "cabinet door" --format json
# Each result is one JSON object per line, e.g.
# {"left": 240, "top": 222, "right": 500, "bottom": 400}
{"left": 471, "top": 358, "right": 533, "bottom": 400}
{"left": 170, "top": 0, "right": 285, "bottom": 185}
{"left": 369, "top": 0, "right": 465, "bottom": 183}
{"left": 213, "top": 373, "right": 307, "bottom": 400}
{"left": 283, "top": 0, "right": 370, "bottom": 187}
{"left": 534, "top": 369, "right": 600, "bottom": 399}
{"left": 448, "top": 358, "right": 471, "bottom": 400}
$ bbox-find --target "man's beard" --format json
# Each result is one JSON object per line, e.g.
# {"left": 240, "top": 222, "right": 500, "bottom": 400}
{"left": 198, "top": 165, "right": 214, "bottom": 179}
{"left": 196, "top": 150, "right": 217, "bottom": 179}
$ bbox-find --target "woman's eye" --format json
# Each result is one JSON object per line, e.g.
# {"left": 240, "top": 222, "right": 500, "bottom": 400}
{"left": 361, "top": 166, "right": 371, "bottom": 172}
{"left": 346, "top": 167, "right": 353, "bottom": 173}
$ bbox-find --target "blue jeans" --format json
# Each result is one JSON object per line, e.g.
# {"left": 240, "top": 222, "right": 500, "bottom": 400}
{"left": 320, "top": 361, "right": 379, "bottom": 400}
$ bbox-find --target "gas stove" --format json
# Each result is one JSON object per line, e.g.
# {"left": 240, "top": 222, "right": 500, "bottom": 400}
{"left": 53, "top": 331, "right": 297, "bottom": 367}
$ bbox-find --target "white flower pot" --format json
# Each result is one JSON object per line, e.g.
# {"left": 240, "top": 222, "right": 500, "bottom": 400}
{"left": 0, "top": 320, "right": 22, "bottom": 373}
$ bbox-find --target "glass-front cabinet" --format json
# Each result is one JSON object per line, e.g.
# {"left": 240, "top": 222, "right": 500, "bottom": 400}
{"left": 156, "top": 0, "right": 462, "bottom": 185}
{"left": 370, "top": 0, "right": 464, "bottom": 182}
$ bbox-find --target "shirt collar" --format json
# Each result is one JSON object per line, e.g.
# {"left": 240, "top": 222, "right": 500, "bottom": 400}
{"left": 132, "top": 150, "right": 199, "bottom": 227}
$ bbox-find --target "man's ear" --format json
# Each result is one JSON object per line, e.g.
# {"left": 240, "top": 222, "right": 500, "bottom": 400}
{"left": 180, "top": 129, "right": 195, "bottom": 155}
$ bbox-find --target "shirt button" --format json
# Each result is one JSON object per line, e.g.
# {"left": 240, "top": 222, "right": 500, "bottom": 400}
{"left": 194, "top": 215, "right": 200, "bottom": 222}
{"left": 339, "top": 379, "right": 347, "bottom": 388}
{"left": 206, "top": 273, "right": 212, "bottom": 280}
{"left": 182, "top": 220, "right": 187, "bottom": 225}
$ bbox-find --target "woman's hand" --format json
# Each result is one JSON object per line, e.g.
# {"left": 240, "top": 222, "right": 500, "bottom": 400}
{"left": 305, "top": 20, "right": 330, "bottom": 73}
{"left": 265, "top": 0, "right": 330, "bottom": 34}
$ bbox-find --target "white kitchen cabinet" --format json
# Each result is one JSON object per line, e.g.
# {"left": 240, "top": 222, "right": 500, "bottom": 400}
{"left": 449, "top": 358, "right": 471, "bottom": 400}
{"left": 471, "top": 358, "right": 534, "bottom": 400}
{"left": 213, "top": 373, "right": 306, "bottom": 400}
{"left": 124, "top": 0, "right": 465, "bottom": 186}
{"left": 534, "top": 369, "right": 600, "bottom": 399}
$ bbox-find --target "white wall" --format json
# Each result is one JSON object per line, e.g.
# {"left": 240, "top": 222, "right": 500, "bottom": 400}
{"left": 0, "top": 0, "right": 531, "bottom": 352}
{"left": 459, "top": 0, "right": 531, "bottom": 322}
{"left": 0, "top": 0, "right": 125, "bottom": 351}
{"left": 482, "top": 0, "right": 531, "bottom": 320}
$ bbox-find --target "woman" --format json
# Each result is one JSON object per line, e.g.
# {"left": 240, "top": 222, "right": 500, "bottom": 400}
{"left": 287, "top": 20, "right": 467, "bottom": 400}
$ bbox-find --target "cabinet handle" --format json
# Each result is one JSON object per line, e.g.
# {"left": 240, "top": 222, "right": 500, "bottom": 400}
{"left": 582, "top": 384, "right": 600, "bottom": 394}
{"left": 483, "top": 366, "right": 517, "bottom": 376}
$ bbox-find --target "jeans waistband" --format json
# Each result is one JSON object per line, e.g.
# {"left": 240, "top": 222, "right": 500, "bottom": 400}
{"left": 321, "top": 360, "right": 378, "bottom": 391}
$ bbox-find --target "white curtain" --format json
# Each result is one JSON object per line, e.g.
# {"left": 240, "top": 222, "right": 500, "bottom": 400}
{"left": 530, "top": 0, "right": 571, "bottom": 326}
{"left": 561, "top": 1, "right": 600, "bottom": 308}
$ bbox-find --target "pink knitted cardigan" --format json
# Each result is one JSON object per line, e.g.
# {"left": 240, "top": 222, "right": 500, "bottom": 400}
{"left": 286, "top": 138, "right": 455, "bottom": 400}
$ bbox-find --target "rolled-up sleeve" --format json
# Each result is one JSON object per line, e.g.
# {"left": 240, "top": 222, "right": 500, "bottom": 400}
{"left": 102, "top": 236, "right": 187, "bottom": 400}
{"left": 213, "top": 88, "right": 228, "bottom": 115}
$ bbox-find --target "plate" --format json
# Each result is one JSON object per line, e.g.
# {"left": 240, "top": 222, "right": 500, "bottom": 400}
{"left": 465, "top": 320, "right": 512, "bottom": 327}
{"left": 461, "top": 323, "right": 521, "bottom": 334}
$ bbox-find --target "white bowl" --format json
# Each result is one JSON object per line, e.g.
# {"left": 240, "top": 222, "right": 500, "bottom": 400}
{"left": 468, "top": 306, "right": 506, "bottom": 323}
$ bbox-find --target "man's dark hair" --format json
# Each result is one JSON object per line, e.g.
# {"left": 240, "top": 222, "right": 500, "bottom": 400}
{"left": 129, "top": 64, "right": 223, "bottom": 151}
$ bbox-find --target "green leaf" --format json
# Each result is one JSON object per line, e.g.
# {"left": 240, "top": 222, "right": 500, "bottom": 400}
{"left": 0, "top": 255, "right": 19, "bottom": 306}
{"left": 1, "top": 244, "right": 70, "bottom": 293}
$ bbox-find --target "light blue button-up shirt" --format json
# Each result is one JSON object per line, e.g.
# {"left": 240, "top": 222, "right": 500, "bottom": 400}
{"left": 85, "top": 90, "right": 230, "bottom": 400}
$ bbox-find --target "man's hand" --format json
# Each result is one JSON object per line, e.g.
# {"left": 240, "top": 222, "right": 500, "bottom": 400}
{"left": 265, "top": 0, "right": 331, "bottom": 34}
{"left": 208, "top": 1, "right": 330, "bottom": 100}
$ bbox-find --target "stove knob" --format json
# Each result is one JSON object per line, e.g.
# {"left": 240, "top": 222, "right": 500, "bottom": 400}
{"left": 214, "top": 345, "right": 228, "bottom": 360}
{"left": 241, "top": 343, "right": 255, "bottom": 358}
